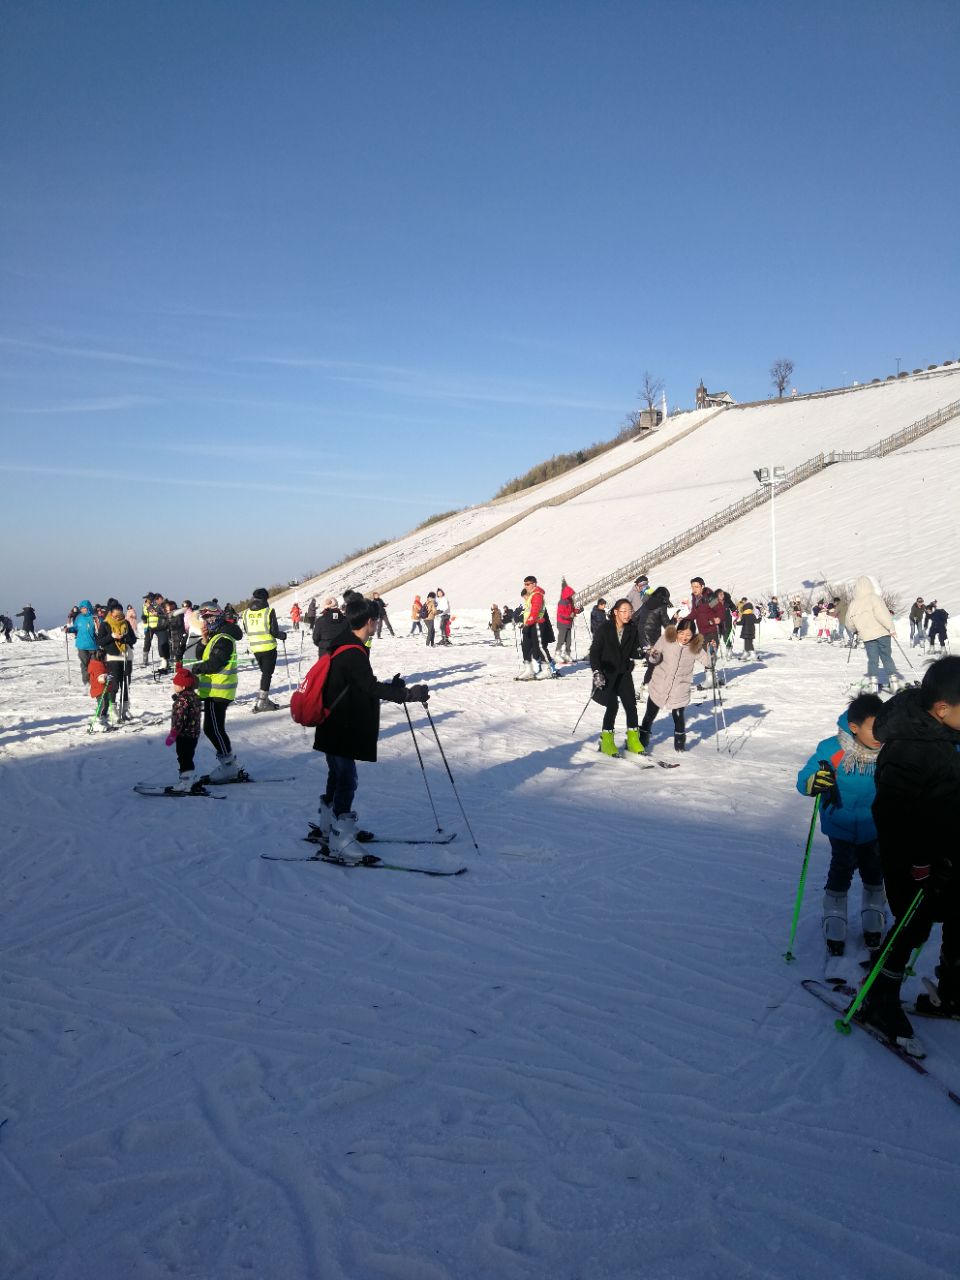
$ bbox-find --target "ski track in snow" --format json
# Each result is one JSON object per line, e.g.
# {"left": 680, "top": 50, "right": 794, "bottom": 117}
{"left": 1, "top": 630, "right": 959, "bottom": 1280}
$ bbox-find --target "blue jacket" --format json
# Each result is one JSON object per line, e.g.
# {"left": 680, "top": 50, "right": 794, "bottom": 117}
{"left": 67, "top": 603, "right": 99, "bottom": 651}
{"left": 795, "top": 712, "right": 878, "bottom": 843}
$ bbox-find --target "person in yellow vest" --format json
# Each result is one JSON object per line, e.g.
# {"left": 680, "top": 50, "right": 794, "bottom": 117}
{"left": 188, "top": 601, "right": 244, "bottom": 781}
{"left": 242, "top": 588, "right": 287, "bottom": 713}
{"left": 140, "top": 593, "right": 161, "bottom": 666}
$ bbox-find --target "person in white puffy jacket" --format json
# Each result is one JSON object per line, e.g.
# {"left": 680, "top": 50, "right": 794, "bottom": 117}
{"left": 845, "top": 575, "right": 901, "bottom": 689}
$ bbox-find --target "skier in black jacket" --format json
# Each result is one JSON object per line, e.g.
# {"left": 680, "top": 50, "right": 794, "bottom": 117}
{"left": 589, "top": 599, "right": 607, "bottom": 636}
{"left": 634, "top": 586, "right": 675, "bottom": 655}
{"left": 589, "top": 599, "right": 643, "bottom": 758}
{"left": 858, "top": 657, "right": 960, "bottom": 1055}
{"left": 313, "top": 598, "right": 349, "bottom": 651}
{"left": 312, "top": 598, "right": 429, "bottom": 856}
{"left": 17, "top": 605, "right": 37, "bottom": 639}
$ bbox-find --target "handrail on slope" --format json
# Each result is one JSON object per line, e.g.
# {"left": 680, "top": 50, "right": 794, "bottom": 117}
{"left": 573, "top": 397, "right": 960, "bottom": 607}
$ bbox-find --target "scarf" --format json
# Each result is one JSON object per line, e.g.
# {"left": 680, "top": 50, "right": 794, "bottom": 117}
{"left": 836, "top": 725, "right": 879, "bottom": 775}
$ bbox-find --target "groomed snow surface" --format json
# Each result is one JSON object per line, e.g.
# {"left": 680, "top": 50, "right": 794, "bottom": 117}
{"left": 3, "top": 620, "right": 958, "bottom": 1280}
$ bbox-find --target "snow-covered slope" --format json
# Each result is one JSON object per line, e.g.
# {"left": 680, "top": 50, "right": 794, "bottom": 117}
{"left": 3, "top": 622, "right": 959, "bottom": 1278}
{"left": 274, "top": 367, "right": 960, "bottom": 614}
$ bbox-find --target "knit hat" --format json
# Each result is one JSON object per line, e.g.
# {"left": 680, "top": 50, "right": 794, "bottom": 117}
{"left": 252, "top": 588, "right": 269, "bottom": 602}
{"left": 172, "top": 666, "right": 196, "bottom": 690}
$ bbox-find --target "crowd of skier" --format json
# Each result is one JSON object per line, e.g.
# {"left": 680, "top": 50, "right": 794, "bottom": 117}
{"left": 4, "top": 568, "right": 957, "bottom": 1064}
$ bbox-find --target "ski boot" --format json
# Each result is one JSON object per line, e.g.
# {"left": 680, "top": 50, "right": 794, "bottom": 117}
{"left": 207, "top": 753, "right": 241, "bottom": 783}
{"left": 171, "top": 771, "right": 197, "bottom": 794}
{"left": 822, "top": 890, "right": 847, "bottom": 957}
{"left": 624, "top": 727, "right": 645, "bottom": 755}
{"left": 674, "top": 732, "right": 686, "bottom": 753}
{"left": 637, "top": 727, "right": 651, "bottom": 753}
{"left": 329, "top": 811, "right": 360, "bottom": 857}
{"left": 914, "top": 958, "right": 960, "bottom": 1019}
{"left": 857, "top": 969, "right": 925, "bottom": 1057}
{"left": 516, "top": 662, "right": 537, "bottom": 681}
{"left": 599, "top": 730, "right": 619, "bottom": 757}
{"left": 861, "top": 884, "right": 886, "bottom": 952}
{"left": 252, "top": 691, "right": 280, "bottom": 713}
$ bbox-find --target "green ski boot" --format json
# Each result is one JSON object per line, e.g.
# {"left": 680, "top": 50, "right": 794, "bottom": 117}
{"left": 599, "top": 730, "right": 619, "bottom": 757}
{"left": 625, "top": 727, "right": 645, "bottom": 754}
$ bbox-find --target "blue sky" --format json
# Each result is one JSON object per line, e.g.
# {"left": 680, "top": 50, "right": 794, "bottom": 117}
{"left": 2, "top": 0, "right": 958, "bottom": 623}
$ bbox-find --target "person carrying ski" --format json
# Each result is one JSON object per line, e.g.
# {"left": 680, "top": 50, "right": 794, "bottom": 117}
{"left": 165, "top": 666, "right": 203, "bottom": 791}
{"left": 312, "top": 597, "right": 429, "bottom": 856}
{"left": 242, "top": 588, "right": 287, "bottom": 712}
{"left": 845, "top": 575, "right": 900, "bottom": 690}
{"left": 555, "top": 582, "right": 581, "bottom": 661}
{"left": 856, "top": 657, "right": 960, "bottom": 1055}
{"left": 185, "top": 601, "right": 245, "bottom": 782}
{"left": 66, "top": 600, "right": 100, "bottom": 685}
{"left": 796, "top": 693, "right": 886, "bottom": 957}
{"left": 589, "top": 598, "right": 643, "bottom": 757}
{"left": 638, "top": 617, "right": 708, "bottom": 753}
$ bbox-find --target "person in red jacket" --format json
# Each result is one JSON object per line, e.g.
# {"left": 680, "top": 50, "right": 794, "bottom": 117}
{"left": 555, "top": 581, "right": 583, "bottom": 662}
{"left": 685, "top": 577, "right": 725, "bottom": 690}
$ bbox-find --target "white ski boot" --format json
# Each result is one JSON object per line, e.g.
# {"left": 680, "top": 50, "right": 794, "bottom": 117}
{"left": 316, "top": 797, "right": 335, "bottom": 842}
{"left": 207, "top": 753, "right": 241, "bottom": 783}
{"left": 329, "top": 811, "right": 360, "bottom": 857}
{"left": 172, "top": 770, "right": 196, "bottom": 794}
{"left": 822, "top": 890, "right": 847, "bottom": 957}
{"left": 516, "top": 662, "right": 537, "bottom": 680}
{"left": 861, "top": 883, "right": 886, "bottom": 950}
{"left": 252, "top": 691, "right": 279, "bottom": 713}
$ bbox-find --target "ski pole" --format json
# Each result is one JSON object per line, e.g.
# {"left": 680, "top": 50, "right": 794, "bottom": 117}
{"left": 282, "top": 639, "right": 294, "bottom": 698}
{"left": 403, "top": 703, "right": 443, "bottom": 832}
{"left": 424, "top": 706, "right": 479, "bottom": 852}
{"left": 892, "top": 634, "right": 914, "bottom": 672}
{"left": 64, "top": 629, "right": 71, "bottom": 682}
{"left": 572, "top": 685, "right": 595, "bottom": 734}
{"left": 835, "top": 888, "right": 925, "bottom": 1034}
{"left": 905, "top": 942, "right": 925, "bottom": 978}
{"left": 784, "top": 795, "right": 820, "bottom": 962}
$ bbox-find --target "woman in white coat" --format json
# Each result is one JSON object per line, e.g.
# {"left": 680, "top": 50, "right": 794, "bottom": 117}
{"left": 845, "top": 575, "right": 901, "bottom": 689}
{"left": 639, "top": 618, "right": 709, "bottom": 752}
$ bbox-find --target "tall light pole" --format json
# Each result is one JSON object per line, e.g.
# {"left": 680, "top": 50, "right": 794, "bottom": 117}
{"left": 754, "top": 465, "right": 786, "bottom": 597}
{"left": 896, "top": 356, "right": 902, "bottom": 375}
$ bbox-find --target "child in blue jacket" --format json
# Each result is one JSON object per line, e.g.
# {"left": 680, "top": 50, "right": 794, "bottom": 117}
{"left": 65, "top": 599, "right": 100, "bottom": 687}
{"left": 795, "top": 693, "right": 885, "bottom": 955}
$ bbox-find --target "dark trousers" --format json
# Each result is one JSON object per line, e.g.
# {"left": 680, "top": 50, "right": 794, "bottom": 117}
{"left": 825, "top": 838, "right": 882, "bottom": 893}
{"left": 254, "top": 648, "right": 278, "bottom": 691}
{"left": 640, "top": 698, "right": 685, "bottom": 735}
{"left": 323, "top": 754, "right": 358, "bottom": 816}
{"left": 376, "top": 613, "right": 395, "bottom": 638}
{"left": 78, "top": 649, "right": 96, "bottom": 686}
{"left": 176, "top": 735, "right": 198, "bottom": 773}
{"left": 157, "top": 632, "right": 171, "bottom": 664}
{"left": 142, "top": 627, "right": 155, "bottom": 657}
{"left": 881, "top": 869, "right": 958, "bottom": 975}
{"left": 425, "top": 619, "right": 435, "bottom": 646}
{"left": 203, "top": 698, "right": 232, "bottom": 756}
{"left": 602, "top": 676, "right": 638, "bottom": 731}
{"left": 521, "top": 626, "right": 545, "bottom": 664}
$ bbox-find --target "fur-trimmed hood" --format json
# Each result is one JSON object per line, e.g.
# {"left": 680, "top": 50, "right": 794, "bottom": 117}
{"left": 663, "top": 624, "right": 705, "bottom": 654}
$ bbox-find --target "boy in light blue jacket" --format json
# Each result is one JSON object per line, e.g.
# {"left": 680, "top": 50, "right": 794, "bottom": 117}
{"left": 795, "top": 693, "right": 886, "bottom": 956}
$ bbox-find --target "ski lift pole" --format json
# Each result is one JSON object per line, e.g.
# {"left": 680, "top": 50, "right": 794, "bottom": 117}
{"left": 784, "top": 796, "right": 820, "bottom": 962}
{"left": 835, "top": 889, "right": 925, "bottom": 1034}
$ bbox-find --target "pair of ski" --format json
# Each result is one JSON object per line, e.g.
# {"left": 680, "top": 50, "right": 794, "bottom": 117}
{"left": 261, "top": 825, "right": 467, "bottom": 877}
{"left": 803, "top": 980, "right": 960, "bottom": 1109}
{"left": 133, "top": 772, "right": 295, "bottom": 799}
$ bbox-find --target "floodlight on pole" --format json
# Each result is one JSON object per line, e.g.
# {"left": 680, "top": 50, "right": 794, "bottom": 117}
{"left": 755, "top": 465, "right": 786, "bottom": 597}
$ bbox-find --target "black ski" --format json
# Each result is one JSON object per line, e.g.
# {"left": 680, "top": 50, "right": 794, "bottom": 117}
{"left": 195, "top": 771, "right": 296, "bottom": 786}
{"left": 307, "top": 823, "right": 457, "bottom": 846}
{"left": 801, "top": 980, "right": 960, "bottom": 1107}
{"left": 133, "top": 783, "right": 225, "bottom": 799}
{"left": 261, "top": 850, "right": 467, "bottom": 877}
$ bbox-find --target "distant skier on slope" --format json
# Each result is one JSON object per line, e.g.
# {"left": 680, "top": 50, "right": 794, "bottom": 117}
{"left": 242, "top": 588, "right": 287, "bottom": 712}
{"left": 16, "top": 605, "right": 37, "bottom": 639}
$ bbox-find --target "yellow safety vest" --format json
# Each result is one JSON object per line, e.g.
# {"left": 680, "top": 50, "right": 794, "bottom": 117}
{"left": 243, "top": 607, "right": 277, "bottom": 654}
{"left": 196, "top": 633, "right": 238, "bottom": 702}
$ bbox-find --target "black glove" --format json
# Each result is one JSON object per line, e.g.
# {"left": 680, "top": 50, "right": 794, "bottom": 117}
{"left": 807, "top": 760, "right": 842, "bottom": 808}
{"left": 390, "top": 673, "right": 406, "bottom": 689}
{"left": 277, "top": 630, "right": 288, "bottom": 641}
{"left": 592, "top": 670, "right": 606, "bottom": 691}
{"left": 404, "top": 683, "right": 429, "bottom": 704}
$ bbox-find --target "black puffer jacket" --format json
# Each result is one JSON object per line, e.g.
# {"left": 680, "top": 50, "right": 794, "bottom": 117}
{"left": 635, "top": 587, "right": 674, "bottom": 652}
{"left": 312, "top": 641, "right": 406, "bottom": 762}
{"left": 589, "top": 620, "right": 640, "bottom": 706}
{"left": 873, "top": 687, "right": 960, "bottom": 897}
{"left": 314, "top": 607, "right": 349, "bottom": 651}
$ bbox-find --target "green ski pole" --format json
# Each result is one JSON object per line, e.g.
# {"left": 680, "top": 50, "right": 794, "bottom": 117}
{"left": 784, "top": 795, "right": 820, "bottom": 963}
{"left": 834, "top": 888, "right": 925, "bottom": 1035}
{"left": 905, "top": 942, "right": 925, "bottom": 978}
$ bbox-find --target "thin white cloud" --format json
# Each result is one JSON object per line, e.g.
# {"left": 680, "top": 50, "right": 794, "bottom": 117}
{"left": 0, "top": 462, "right": 420, "bottom": 503}
{"left": 243, "top": 354, "right": 622, "bottom": 412}
{"left": 5, "top": 395, "right": 153, "bottom": 415}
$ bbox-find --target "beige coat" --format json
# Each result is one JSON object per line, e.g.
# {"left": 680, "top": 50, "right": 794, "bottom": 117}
{"left": 647, "top": 628, "right": 708, "bottom": 710}
{"left": 845, "top": 576, "right": 894, "bottom": 642}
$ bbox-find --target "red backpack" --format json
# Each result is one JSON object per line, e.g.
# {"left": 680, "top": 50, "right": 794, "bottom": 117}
{"left": 290, "top": 643, "right": 366, "bottom": 727}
